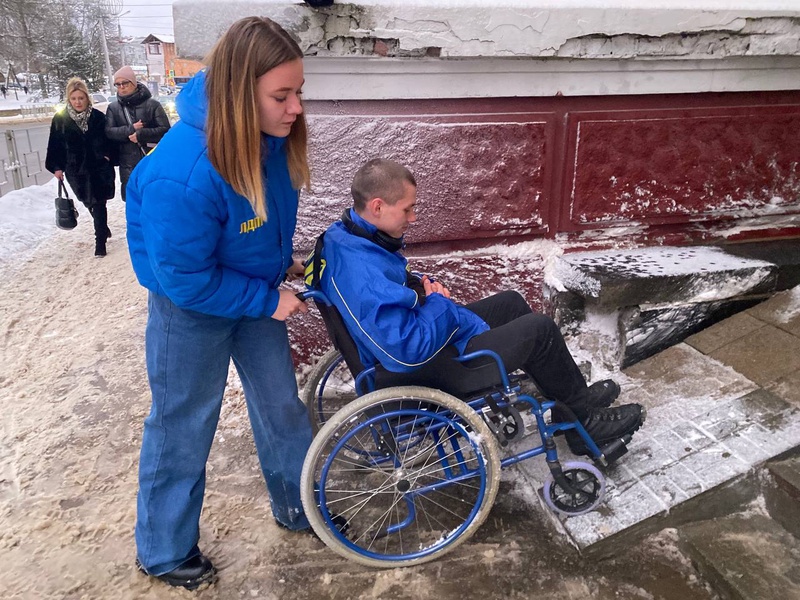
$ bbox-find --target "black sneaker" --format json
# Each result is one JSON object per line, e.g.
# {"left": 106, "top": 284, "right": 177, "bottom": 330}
{"left": 566, "top": 403, "right": 645, "bottom": 456}
{"left": 94, "top": 241, "right": 106, "bottom": 257}
{"left": 136, "top": 554, "right": 217, "bottom": 590}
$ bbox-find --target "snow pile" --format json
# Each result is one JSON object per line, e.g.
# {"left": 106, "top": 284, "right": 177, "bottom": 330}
{"left": 0, "top": 178, "right": 61, "bottom": 276}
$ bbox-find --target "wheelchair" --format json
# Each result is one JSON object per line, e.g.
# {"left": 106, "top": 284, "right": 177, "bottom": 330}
{"left": 298, "top": 289, "right": 630, "bottom": 569}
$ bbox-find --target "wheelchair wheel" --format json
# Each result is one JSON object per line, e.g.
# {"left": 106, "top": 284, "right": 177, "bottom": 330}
{"left": 300, "top": 386, "right": 502, "bottom": 568}
{"left": 302, "top": 349, "right": 356, "bottom": 434}
{"left": 542, "top": 461, "right": 606, "bottom": 516}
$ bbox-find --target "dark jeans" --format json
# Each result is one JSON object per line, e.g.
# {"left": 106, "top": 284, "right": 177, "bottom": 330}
{"left": 383, "top": 291, "right": 589, "bottom": 414}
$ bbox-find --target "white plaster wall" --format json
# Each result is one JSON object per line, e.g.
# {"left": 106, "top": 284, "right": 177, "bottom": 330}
{"left": 172, "top": 0, "right": 800, "bottom": 98}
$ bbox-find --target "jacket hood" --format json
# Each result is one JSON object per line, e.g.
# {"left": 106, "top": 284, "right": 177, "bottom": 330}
{"left": 175, "top": 70, "right": 208, "bottom": 131}
{"left": 118, "top": 82, "right": 152, "bottom": 107}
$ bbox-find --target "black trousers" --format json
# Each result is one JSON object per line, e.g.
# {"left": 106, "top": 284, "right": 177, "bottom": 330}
{"left": 119, "top": 165, "right": 134, "bottom": 202}
{"left": 70, "top": 176, "right": 109, "bottom": 245}
{"left": 379, "top": 291, "right": 589, "bottom": 414}
{"left": 87, "top": 201, "right": 108, "bottom": 244}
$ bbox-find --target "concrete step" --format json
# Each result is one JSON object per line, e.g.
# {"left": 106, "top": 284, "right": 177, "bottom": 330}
{"left": 545, "top": 240, "right": 800, "bottom": 368}
{"left": 765, "top": 454, "right": 800, "bottom": 540}
{"left": 680, "top": 512, "right": 800, "bottom": 600}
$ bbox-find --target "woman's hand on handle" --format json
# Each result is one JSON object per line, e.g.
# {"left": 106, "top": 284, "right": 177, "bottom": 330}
{"left": 54, "top": 170, "right": 64, "bottom": 181}
{"left": 271, "top": 288, "right": 309, "bottom": 321}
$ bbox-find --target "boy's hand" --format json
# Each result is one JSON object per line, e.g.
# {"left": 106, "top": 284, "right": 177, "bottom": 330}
{"left": 422, "top": 275, "right": 450, "bottom": 299}
{"left": 285, "top": 258, "right": 305, "bottom": 280}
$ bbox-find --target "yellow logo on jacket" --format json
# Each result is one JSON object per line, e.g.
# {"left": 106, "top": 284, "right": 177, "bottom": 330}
{"left": 240, "top": 217, "right": 264, "bottom": 234}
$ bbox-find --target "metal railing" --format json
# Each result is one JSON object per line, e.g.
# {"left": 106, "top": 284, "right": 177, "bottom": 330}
{"left": 0, "top": 125, "right": 51, "bottom": 197}
{"left": 19, "top": 103, "right": 57, "bottom": 118}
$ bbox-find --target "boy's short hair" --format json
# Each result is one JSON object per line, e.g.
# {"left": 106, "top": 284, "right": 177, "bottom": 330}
{"left": 351, "top": 158, "right": 416, "bottom": 212}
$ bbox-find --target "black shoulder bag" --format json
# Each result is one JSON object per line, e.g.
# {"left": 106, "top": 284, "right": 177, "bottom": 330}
{"left": 55, "top": 180, "right": 78, "bottom": 230}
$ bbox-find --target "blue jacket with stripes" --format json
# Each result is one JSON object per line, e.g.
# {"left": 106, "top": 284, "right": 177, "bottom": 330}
{"left": 318, "top": 209, "right": 489, "bottom": 373}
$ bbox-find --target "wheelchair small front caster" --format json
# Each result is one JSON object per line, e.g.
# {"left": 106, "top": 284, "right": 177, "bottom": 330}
{"left": 543, "top": 461, "right": 606, "bottom": 516}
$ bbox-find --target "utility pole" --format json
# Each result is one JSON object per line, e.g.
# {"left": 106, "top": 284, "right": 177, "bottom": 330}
{"left": 100, "top": 0, "right": 123, "bottom": 90}
{"left": 99, "top": 18, "right": 114, "bottom": 90}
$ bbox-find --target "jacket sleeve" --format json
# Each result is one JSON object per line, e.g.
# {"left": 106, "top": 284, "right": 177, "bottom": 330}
{"left": 44, "top": 116, "right": 65, "bottom": 174}
{"left": 329, "top": 255, "right": 464, "bottom": 372}
{"left": 136, "top": 101, "right": 171, "bottom": 144}
{"left": 105, "top": 104, "right": 133, "bottom": 140}
{"left": 138, "top": 178, "right": 280, "bottom": 318}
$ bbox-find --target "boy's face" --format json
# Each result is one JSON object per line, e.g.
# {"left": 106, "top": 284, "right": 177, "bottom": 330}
{"left": 375, "top": 182, "right": 417, "bottom": 238}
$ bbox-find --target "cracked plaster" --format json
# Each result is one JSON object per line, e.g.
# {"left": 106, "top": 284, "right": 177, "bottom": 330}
{"left": 174, "top": 1, "right": 800, "bottom": 60}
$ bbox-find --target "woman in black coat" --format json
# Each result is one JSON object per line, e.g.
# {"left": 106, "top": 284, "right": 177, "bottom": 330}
{"left": 46, "top": 77, "right": 116, "bottom": 257}
{"left": 105, "top": 66, "right": 170, "bottom": 201}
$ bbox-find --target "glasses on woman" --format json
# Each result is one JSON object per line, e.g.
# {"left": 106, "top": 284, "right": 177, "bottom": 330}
{"left": 114, "top": 81, "right": 134, "bottom": 88}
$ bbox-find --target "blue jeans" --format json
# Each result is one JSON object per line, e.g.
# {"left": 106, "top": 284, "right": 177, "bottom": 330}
{"left": 135, "top": 293, "right": 313, "bottom": 575}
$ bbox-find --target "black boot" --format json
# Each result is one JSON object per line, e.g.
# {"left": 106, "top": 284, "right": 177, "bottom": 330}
{"left": 566, "top": 404, "right": 646, "bottom": 456}
{"left": 90, "top": 200, "right": 109, "bottom": 257}
{"left": 573, "top": 379, "right": 621, "bottom": 409}
{"left": 136, "top": 554, "right": 217, "bottom": 590}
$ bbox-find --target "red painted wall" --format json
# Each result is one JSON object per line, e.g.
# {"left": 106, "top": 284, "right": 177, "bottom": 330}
{"left": 290, "top": 90, "right": 800, "bottom": 369}
{"left": 300, "top": 90, "right": 800, "bottom": 250}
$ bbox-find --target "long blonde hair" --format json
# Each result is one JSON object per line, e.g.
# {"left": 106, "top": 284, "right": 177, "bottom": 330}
{"left": 205, "top": 17, "right": 310, "bottom": 220}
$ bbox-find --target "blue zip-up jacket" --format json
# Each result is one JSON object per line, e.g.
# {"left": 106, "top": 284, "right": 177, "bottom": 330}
{"left": 126, "top": 70, "right": 297, "bottom": 318}
{"left": 319, "top": 209, "right": 489, "bottom": 373}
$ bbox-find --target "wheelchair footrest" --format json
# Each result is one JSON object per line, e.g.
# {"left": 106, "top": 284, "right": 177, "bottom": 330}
{"left": 594, "top": 434, "right": 632, "bottom": 467}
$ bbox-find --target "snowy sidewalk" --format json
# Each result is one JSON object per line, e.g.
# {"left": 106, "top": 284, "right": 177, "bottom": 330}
{"left": 0, "top": 188, "right": 719, "bottom": 599}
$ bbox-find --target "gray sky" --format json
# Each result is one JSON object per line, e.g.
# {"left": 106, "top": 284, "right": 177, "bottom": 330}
{"left": 117, "top": 0, "right": 175, "bottom": 37}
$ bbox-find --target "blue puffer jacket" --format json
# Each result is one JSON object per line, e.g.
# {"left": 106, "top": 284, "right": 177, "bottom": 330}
{"left": 126, "top": 70, "right": 298, "bottom": 319}
{"left": 319, "top": 209, "right": 489, "bottom": 373}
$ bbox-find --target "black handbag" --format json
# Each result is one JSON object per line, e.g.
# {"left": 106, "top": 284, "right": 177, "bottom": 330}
{"left": 55, "top": 180, "right": 79, "bottom": 230}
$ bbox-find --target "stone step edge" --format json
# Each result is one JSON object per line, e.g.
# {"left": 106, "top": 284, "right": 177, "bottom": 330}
{"left": 679, "top": 512, "right": 800, "bottom": 600}
{"left": 516, "top": 464, "right": 762, "bottom": 559}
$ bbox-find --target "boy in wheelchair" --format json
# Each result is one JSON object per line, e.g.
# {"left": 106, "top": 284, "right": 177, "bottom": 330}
{"left": 310, "top": 158, "right": 645, "bottom": 457}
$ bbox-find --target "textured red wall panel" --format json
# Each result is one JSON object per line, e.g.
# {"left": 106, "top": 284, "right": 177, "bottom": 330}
{"left": 298, "top": 102, "right": 555, "bottom": 254}
{"left": 567, "top": 106, "right": 800, "bottom": 229}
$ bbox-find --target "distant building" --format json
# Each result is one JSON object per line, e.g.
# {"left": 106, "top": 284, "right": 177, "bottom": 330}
{"left": 141, "top": 34, "right": 204, "bottom": 89}
{"left": 118, "top": 37, "right": 147, "bottom": 74}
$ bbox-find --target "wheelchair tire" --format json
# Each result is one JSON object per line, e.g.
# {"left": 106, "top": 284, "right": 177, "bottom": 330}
{"left": 300, "top": 385, "right": 502, "bottom": 568}
{"left": 542, "top": 461, "right": 606, "bottom": 516}
{"left": 302, "top": 349, "right": 355, "bottom": 435}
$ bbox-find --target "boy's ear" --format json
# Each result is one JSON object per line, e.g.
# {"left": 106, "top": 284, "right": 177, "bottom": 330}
{"left": 366, "top": 196, "right": 383, "bottom": 217}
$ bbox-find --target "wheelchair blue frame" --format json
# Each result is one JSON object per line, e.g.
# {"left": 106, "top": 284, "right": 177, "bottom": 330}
{"left": 298, "top": 288, "right": 611, "bottom": 568}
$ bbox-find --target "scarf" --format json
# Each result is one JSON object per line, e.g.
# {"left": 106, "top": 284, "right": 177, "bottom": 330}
{"left": 67, "top": 104, "right": 91, "bottom": 133}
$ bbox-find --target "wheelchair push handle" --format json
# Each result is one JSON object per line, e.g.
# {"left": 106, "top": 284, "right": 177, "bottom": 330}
{"left": 295, "top": 289, "right": 332, "bottom": 306}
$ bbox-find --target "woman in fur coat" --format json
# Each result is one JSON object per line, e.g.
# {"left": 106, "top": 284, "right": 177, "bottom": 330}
{"left": 46, "top": 77, "right": 116, "bottom": 257}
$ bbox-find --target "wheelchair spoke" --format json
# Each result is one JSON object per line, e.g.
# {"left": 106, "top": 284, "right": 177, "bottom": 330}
{"left": 303, "top": 387, "right": 501, "bottom": 567}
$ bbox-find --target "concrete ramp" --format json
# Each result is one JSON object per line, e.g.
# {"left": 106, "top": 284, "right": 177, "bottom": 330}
{"left": 515, "top": 285, "right": 800, "bottom": 552}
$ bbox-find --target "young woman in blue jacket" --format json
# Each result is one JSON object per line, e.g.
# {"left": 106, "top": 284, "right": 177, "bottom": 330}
{"left": 126, "top": 17, "right": 311, "bottom": 590}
